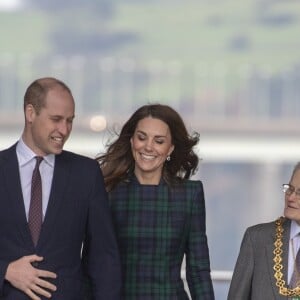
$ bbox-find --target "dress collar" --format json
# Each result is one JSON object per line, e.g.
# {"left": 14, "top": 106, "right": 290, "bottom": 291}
{"left": 129, "top": 172, "right": 166, "bottom": 187}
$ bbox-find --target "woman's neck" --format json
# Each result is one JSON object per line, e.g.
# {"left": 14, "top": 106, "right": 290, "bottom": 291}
{"left": 134, "top": 171, "right": 161, "bottom": 185}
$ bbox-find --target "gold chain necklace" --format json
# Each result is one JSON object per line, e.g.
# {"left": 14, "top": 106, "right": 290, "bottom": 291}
{"left": 274, "top": 217, "right": 300, "bottom": 296}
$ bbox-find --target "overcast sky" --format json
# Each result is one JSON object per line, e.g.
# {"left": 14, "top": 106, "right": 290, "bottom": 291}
{"left": 0, "top": 0, "right": 22, "bottom": 11}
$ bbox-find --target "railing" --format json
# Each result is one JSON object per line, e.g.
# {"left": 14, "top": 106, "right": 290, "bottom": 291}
{"left": 181, "top": 269, "right": 232, "bottom": 282}
{"left": 181, "top": 269, "right": 232, "bottom": 299}
{"left": 211, "top": 270, "right": 233, "bottom": 282}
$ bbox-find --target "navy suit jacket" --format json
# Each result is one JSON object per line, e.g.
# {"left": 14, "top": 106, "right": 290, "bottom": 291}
{"left": 0, "top": 144, "right": 122, "bottom": 299}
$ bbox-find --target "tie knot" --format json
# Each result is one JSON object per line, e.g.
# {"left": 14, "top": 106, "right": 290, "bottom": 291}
{"left": 35, "top": 156, "right": 43, "bottom": 166}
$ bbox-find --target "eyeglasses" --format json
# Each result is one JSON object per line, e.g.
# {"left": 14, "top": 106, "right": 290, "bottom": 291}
{"left": 282, "top": 184, "right": 300, "bottom": 198}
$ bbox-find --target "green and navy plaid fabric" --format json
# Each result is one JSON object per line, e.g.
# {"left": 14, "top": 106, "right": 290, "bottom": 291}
{"left": 109, "top": 175, "right": 214, "bottom": 299}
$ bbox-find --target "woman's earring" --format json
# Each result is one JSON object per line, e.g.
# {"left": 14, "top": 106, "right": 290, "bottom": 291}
{"left": 166, "top": 155, "right": 171, "bottom": 161}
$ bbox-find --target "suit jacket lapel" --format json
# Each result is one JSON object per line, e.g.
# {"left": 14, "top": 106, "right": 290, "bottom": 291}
{"left": 267, "top": 218, "right": 290, "bottom": 300}
{"left": 3, "top": 145, "right": 33, "bottom": 248}
{"left": 37, "top": 153, "right": 69, "bottom": 248}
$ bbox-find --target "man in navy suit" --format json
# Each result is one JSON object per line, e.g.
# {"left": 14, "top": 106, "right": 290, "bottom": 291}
{"left": 0, "top": 77, "right": 122, "bottom": 299}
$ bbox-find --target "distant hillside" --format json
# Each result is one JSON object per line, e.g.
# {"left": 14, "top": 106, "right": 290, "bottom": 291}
{"left": 0, "top": 0, "right": 299, "bottom": 72}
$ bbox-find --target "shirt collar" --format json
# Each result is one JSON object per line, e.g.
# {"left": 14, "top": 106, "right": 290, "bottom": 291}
{"left": 290, "top": 219, "right": 300, "bottom": 239}
{"left": 16, "top": 138, "right": 55, "bottom": 168}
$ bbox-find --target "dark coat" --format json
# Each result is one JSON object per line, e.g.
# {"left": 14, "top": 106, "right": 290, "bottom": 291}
{"left": 228, "top": 218, "right": 290, "bottom": 300}
{"left": 0, "top": 144, "right": 122, "bottom": 299}
{"left": 109, "top": 175, "right": 214, "bottom": 299}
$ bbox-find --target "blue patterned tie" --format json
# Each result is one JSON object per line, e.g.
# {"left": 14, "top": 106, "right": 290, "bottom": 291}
{"left": 28, "top": 156, "right": 43, "bottom": 246}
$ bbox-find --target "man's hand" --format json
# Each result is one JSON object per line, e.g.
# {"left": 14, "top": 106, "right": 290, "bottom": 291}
{"left": 5, "top": 255, "right": 57, "bottom": 300}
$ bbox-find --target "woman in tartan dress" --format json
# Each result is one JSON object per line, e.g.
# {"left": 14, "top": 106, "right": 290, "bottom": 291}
{"left": 97, "top": 104, "right": 214, "bottom": 299}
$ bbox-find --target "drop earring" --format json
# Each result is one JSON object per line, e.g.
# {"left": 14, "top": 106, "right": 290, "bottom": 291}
{"left": 166, "top": 155, "right": 171, "bottom": 161}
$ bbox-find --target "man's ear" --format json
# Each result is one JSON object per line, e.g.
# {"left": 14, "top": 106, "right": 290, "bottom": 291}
{"left": 25, "top": 104, "right": 36, "bottom": 123}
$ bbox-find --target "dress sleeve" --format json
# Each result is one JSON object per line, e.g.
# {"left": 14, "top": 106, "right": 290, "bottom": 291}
{"left": 185, "top": 181, "right": 215, "bottom": 299}
{"left": 81, "top": 161, "right": 122, "bottom": 300}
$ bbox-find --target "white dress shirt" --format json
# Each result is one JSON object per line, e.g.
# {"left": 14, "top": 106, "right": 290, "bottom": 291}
{"left": 16, "top": 138, "right": 55, "bottom": 220}
{"left": 288, "top": 220, "right": 300, "bottom": 284}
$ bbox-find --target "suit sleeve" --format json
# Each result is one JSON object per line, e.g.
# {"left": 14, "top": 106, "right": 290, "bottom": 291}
{"left": 0, "top": 261, "right": 9, "bottom": 295}
{"left": 0, "top": 153, "right": 10, "bottom": 295}
{"left": 185, "top": 181, "right": 215, "bottom": 299}
{"left": 81, "top": 161, "right": 122, "bottom": 300}
{"left": 227, "top": 228, "right": 253, "bottom": 300}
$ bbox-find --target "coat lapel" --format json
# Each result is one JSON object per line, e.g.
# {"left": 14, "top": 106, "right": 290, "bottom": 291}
{"left": 37, "top": 153, "right": 70, "bottom": 248}
{"left": 3, "top": 145, "right": 33, "bottom": 249}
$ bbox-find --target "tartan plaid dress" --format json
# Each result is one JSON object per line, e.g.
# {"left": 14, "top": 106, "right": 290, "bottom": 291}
{"left": 109, "top": 175, "right": 214, "bottom": 299}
